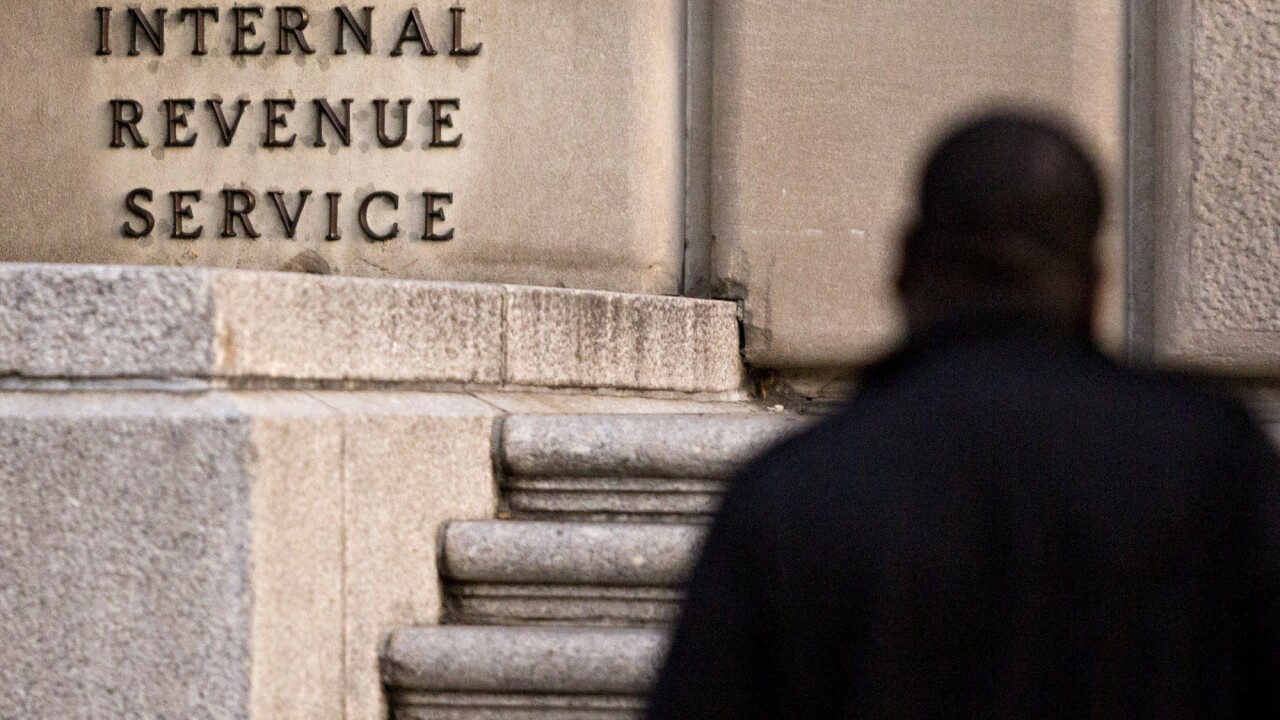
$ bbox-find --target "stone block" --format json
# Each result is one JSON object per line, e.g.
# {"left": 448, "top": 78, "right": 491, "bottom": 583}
{"left": 701, "top": 1, "right": 1125, "bottom": 367}
{"left": 501, "top": 414, "right": 805, "bottom": 479}
{"left": 0, "top": 264, "right": 215, "bottom": 378}
{"left": 308, "top": 392, "right": 499, "bottom": 720}
{"left": 503, "top": 287, "right": 743, "bottom": 393}
{"left": 382, "top": 626, "right": 665, "bottom": 695}
{"left": 0, "top": 1, "right": 683, "bottom": 294}
{"left": 0, "top": 390, "right": 501, "bottom": 720}
{"left": 0, "top": 392, "right": 342, "bottom": 720}
{"left": 443, "top": 521, "right": 702, "bottom": 587}
{"left": 234, "top": 393, "right": 347, "bottom": 720}
{"left": 212, "top": 273, "right": 504, "bottom": 383}
{"left": 1132, "top": 0, "right": 1280, "bottom": 374}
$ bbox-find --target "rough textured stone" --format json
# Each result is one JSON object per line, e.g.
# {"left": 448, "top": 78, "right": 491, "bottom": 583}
{"left": 503, "top": 287, "right": 743, "bottom": 393}
{"left": 309, "top": 392, "right": 499, "bottom": 720}
{"left": 0, "top": 393, "right": 254, "bottom": 720}
{"left": 212, "top": 273, "right": 504, "bottom": 383}
{"left": 443, "top": 521, "right": 702, "bottom": 587}
{"left": 382, "top": 627, "right": 665, "bottom": 695}
{"left": 703, "top": 1, "right": 1125, "bottom": 367}
{"left": 0, "top": 1, "right": 683, "bottom": 295}
{"left": 501, "top": 414, "right": 805, "bottom": 478}
{"left": 0, "top": 264, "right": 215, "bottom": 378}
{"left": 1136, "top": 0, "right": 1280, "bottom": 373}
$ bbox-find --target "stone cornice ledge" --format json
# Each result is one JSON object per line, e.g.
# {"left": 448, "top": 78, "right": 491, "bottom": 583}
{"left": 0, "top": 264, "right": 744, "bottom": 395}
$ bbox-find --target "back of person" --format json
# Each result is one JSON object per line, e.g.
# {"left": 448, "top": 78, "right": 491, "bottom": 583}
{"left": 646, "top": 114, "right": 1280, "bottom": 719}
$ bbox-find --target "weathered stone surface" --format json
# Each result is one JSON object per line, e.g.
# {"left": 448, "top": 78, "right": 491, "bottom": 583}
{"left": 501, "top": 414, "right": 805, "bottom": 478}
{"left": 1134, "top": 0, "right": 1280, "bottom": 373}
{"left": 0, "top": 265, "right": 744, "bottom": 393}
{"left": 443, "top": 521, "right": 702, "bottom": 587}
{"left": 213, "top": 273, "right": 504, "bottom": 383}
{"left": 701, "top": 1, "right": 1125, "bottom": 367}
{"left": 382, "top": 626, "right": 664, "bottom": 695}
{"left": 503, "top": 287, "right": 743, "bottom": 393}
{"left": 0, "top": 1, "right": 683, "bottom": 294}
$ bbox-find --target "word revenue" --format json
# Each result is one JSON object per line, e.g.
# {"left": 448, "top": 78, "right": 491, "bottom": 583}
{"left": 120, "top": 188, "right": 456, "bottom": 242}
{"left": 109, "top": 97, "right": 462, "bottom": 149}
{"left": 94, "top": 5, "right": 482, "bottom": 58}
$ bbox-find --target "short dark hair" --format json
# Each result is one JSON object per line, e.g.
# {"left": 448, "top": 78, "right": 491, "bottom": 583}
{"left": 897, "top": 112, "right": 1105, "bottom": 331}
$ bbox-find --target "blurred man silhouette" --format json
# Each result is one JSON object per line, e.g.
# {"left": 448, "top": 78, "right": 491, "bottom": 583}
{"left": 647, "top": 112, "right": 1280, "bottom": 720}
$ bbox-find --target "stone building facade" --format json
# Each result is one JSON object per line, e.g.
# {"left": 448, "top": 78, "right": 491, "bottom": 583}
{"left": 1, "top": 2, "right": 1277, "bottom": 718}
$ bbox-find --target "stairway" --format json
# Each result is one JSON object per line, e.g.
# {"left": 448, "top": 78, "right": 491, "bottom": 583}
{"left": 380, "top": 412, "right": 803, "bottom": 720}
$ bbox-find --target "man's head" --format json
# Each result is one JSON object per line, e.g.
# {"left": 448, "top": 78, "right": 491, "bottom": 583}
{"left": 896, "top": 112, "right": 1105, "bottom": 335}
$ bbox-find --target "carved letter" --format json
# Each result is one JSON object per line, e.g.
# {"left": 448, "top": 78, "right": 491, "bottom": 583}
{"left": 232, "top": 6, "right": 266, "bottom": 55}
{"left": 110, "top": 100, "right": 148, "bottom": 148}
{"left": 264, "top": 99, "right": 297, "bottom": 148}
{"left": 178, "top": 7, "right": 219, "bottom": 55}
{"left": 127, "top": 7, "right": 166, "bottom": 56}
{"left": 268, "top": 190, "right": 312, "bottom": 238}
{"left": 221, "top": 189, "right": 261, "bottom": 238}
{"left": 122, "top": 188, "right": 155, "bottom": 238}
{"left": 359, "top": 192, "right": 399, "bottom": 241}
{"left": 422, "top": 192, "right": 454, "bottom": 241}
{"left": 313, "top": 99, "right": 353, "bottom": 147}
{"left": 171, "top": 190, "right": 203, "bottom": 239}
{"left": 325, "top": 192, "right": 342, "bottom": 240}
{"left": 164, "top": 99, "right": 198, "bottom": 147}
{"left": 95, "top": 7, "right": 112, "bottom": 55}
{"left": 373, "top": 99, "right": 411, "bottom": 148}
{"left": 392, "top": 8, "right": 436, "bottom": 57}
{"left": 449, "top": 7, "right": 481, "bottom": 56}
{"left": 334, "top": 6, "right": 373, "bottom": 55}
{"left": 276, "top": 6, "right": 316, "bottom": 54}
{"left": 429, "top": 99, "right": 461, "bottom": 148}
{"left": 205, "top": 99, "right": 250, "bottom": 145}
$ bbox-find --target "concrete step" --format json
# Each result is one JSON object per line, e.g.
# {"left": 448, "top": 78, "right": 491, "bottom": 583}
{"left": 498, "top": 414, "right": 803, "bottom": 522}
{"left": 443, "top": 522, "right": 703, "bottom": 626}
{"left": 382, "top": 626, "right": 664, "bottom": 720}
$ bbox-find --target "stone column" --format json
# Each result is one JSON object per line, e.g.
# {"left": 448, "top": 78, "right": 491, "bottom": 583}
{"left": 1130, "top": 0, "right": 1280, "bottom": 375}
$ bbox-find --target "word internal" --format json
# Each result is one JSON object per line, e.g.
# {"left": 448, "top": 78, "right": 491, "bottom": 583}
{"left": 94, "top": 5, "right": 482, "bottom": 58}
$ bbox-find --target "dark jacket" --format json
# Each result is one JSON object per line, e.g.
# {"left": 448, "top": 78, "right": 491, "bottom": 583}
{"left": 648, "top": 311, "right": 1280, "bottom": 720}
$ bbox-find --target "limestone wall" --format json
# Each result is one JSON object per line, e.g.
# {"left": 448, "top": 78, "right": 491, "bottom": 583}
{"left": 0, "top": 1, "right": 684, "bottom": 293}
{"left": 693, "top": 0, "right": 1126, "bottom": 367}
